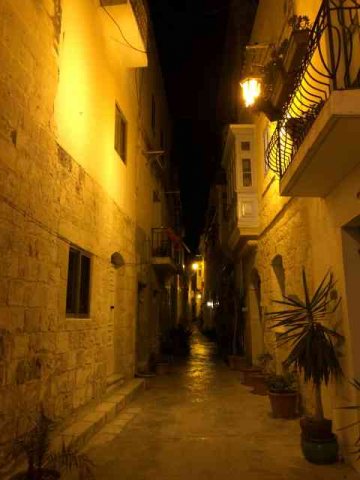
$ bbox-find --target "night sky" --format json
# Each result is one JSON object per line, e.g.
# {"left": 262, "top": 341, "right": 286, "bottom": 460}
{"left": 149, "top": 0, "right": 257, "bottom": 251}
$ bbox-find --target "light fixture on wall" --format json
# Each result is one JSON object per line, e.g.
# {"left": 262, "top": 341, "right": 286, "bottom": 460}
{"left": 240, "top": 77, "right": 262, "bottom": 107}
{"left": 111, "top": 251, "right": 125, "bottom": 268}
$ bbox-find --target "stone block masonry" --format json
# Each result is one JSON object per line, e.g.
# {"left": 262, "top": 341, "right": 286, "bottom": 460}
{"left": 0, "top": 0, "right": 138, "bottom": 464}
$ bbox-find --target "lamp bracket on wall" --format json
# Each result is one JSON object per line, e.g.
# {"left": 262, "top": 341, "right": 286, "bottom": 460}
{"left": 111, "top": 251, "right": 125, "bottom": 268}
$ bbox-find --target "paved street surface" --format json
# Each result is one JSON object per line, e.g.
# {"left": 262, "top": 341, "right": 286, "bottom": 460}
{"left": 69, "top": 328, "right": 360, "bottom": 480}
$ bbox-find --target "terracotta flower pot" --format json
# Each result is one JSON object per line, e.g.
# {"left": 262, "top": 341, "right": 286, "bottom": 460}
{"left": 155, "top": 363, "right": 171, "bottom": 375}
{"left": 300, "top": 417, "right": 333, "bottom": 440}
{"left": 241, "top": 367, "right": 262, "bottom": 386}
{"left": 251, "top": 373, "right": 268, "bottom": 395}
{"left": 228, "top": 355, "right": 248, "bottom": 370}
{"left": 12, "top": 469, "right": 60, "bottom": 479}
{"left": 268, "top": 391, "right": 298, "bottom": 418}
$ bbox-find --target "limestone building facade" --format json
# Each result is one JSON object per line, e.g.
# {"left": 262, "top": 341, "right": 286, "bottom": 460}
{"left": 203, "top": 0, "right": 360, "bottom": 464}
{"left": 0, "top": 0, "right": 184, "bottom": 458}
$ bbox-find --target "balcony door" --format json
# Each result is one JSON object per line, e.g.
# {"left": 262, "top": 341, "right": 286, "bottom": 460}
{"left": 342, "top": 219, "right": 360, "bottom": 378}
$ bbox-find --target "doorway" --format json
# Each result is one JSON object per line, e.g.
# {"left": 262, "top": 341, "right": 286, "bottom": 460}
{"left": 342, "top": 217, "right": 360, "bottom": 377}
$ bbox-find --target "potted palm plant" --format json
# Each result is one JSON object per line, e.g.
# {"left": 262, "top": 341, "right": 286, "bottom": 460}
{"left": 10, "top": 407, "right": 94, "bottom": 479}
{"left": 267, "top": 372, "right": 298, "bottom": 418}
{"left": 267, "top": 269, "right": 343, "bottom": 464}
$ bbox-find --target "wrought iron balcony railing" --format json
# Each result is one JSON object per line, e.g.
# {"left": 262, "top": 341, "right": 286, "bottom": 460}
{"left": 266, "top": 0, "right": 360, "bottom": 177}
{"left": 152, "top": 228, "right": 183, "bottom": 267}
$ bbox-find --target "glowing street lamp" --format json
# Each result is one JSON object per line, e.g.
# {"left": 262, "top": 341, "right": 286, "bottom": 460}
{"left": 240, "top": 77, "right": 261, "bottom": 107}
{"left": 191, "top": 262, "right": 199, "bottom": 271}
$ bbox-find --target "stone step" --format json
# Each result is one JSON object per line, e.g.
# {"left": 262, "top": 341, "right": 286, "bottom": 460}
{"left": 57, "top": 378, "right": 145, "bottom": 450}
{"left": 86, "top": 406, "right": 143, "bottom": 449}
{"left": 5, "top": 378, "right": 145, "bottom": 479}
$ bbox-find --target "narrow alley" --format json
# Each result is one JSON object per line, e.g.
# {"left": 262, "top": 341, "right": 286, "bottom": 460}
{"left": 73, "top": 329, "right": 359, "bottom": 480}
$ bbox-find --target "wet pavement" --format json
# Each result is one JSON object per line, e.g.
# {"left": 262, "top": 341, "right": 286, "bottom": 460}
{"left": 71, "top": 328, "right": 360, "bottom": 479}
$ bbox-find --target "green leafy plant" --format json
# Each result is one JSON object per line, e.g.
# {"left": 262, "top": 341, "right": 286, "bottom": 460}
{"left": 288, "top": 15, "right": 311, "bottom": 31}
{"left": 267, "top": 372, "right": 297, "bottom": 393}
{"left": 257, "top": 352, "right": 273, "bottom": 373}
{"left": 267, "top": 269, "right": 343, "bottom": 421}
{"left": 11, "top": 407, "right": 94, "bottom": 480}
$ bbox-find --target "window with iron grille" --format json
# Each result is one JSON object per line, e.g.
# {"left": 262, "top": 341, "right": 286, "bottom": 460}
{"left": 66, "top": 246, "right": 91, "bottom": 317}
{"left": 115, "top": 104, "right": 127, "bottom": 163}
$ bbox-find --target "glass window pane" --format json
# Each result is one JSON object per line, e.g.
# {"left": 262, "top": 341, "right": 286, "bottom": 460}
{"left": 242, "top": 158, "right": 252, "bottom": 187}
{"left": 79, "top": 254, "right": 91, "bottom": 315}
{"left": 66, "top": 248, "right": 78, "bottom": 315}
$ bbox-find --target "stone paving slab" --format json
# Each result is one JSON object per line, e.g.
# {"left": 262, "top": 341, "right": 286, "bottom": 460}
{"left": 61, "top": 330, "right": 360, "bottom": 480}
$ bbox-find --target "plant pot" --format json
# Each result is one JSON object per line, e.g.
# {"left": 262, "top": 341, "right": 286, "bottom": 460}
{"left": 12, "top": 469, "right": 61, "bottom": 479}
{"left": 251, "top": 373, "right": 268, "bottom": 395}
{"left": 300, "top": 416, "right": 333, "bottom": 440}
{"left": 256, "top": 98, "right": 282, "bottom": 122}
{"left": 268, "top": 391, "right": 298, "bottom": 418}
{"left": 301, "top": 434, "right": 338, "bottom": 464}
{"left": 241, "top": 367, "right": 262, "bottom": 386}
{"left": 283, "top": 29, "right": 311, "bottom": 74}
{"left": 228, "top": 355, "right": 248, "bottom": 370}
{"left": 155, "top": 363, "right": 171, "bottom": 375}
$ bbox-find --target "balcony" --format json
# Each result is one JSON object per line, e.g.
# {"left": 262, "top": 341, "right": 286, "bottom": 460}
{"left": 152, "top": 228, "right": 182, "bottom": 275}
{"left": 265, "top": 0, "right": 360, "bottom": 197}
{"left": 226, "top": 192, "right": 259, "bottom": 251}
{"left": 221, "top": 125, "right": 260, "bottom": 252}
{"left": 100, "top": 0, "right": 148, "bottom": 68}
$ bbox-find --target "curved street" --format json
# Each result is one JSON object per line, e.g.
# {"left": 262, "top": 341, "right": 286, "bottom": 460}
{"left": 77, "top": 328, "right": 359, "bottom": 480}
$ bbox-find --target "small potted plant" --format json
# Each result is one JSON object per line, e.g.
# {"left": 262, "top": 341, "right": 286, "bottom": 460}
{"left": 283, "top": 15, "right": 312, "bottom": 73}
{"left": 250, "top": 353, "right": 274, "bottom": 395}
{"left": 267, "top": 269, "right": 343, "bottom": 464}
{"left": 10, "top": 407, "right": 94, "bottom": 479}
{"left": 267, "top": 372, "right": 298, "bottom": 418}
{"left": 260, "top": 40, "right": 289, "bottom": 118}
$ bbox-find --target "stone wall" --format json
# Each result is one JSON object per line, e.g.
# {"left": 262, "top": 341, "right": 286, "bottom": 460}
{"left": 0, "top": 0, "right": 138, "bottom": 455}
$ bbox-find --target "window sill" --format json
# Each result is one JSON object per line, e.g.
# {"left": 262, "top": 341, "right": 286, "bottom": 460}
{"left": 65, "top": 316, "right": 92, "bottom": 323}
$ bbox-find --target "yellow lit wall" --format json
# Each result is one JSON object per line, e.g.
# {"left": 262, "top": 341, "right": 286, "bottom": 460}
{"left": 242, "top": 0, "right": 360, "bottom": 467}
{"left": 55, "top": 0, "right": 140, "bottom": 217}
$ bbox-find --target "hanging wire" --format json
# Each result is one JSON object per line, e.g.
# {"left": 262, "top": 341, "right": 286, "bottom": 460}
{"left": 99, "top": 0, "right": 148, "bottom": 54}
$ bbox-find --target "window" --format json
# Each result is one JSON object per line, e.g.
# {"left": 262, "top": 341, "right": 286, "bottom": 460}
{"left": 242, "top": 158, "right": 252, "bottom": 187}
{"left": 66, "top": 246, "right": 91, "bottom": 317}
{"left": 241, "top": 141, "right": 250, "bottom": 151}
{"left": 115, "top": 104, "right": 127, "bottom": 162}
{"left": 151, "top": 94, "right": 156, "bottom": 133}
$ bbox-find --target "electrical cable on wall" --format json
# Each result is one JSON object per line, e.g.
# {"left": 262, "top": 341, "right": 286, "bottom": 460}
{"left": 99, "top": 0, "right": 148, "bottom": 54}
